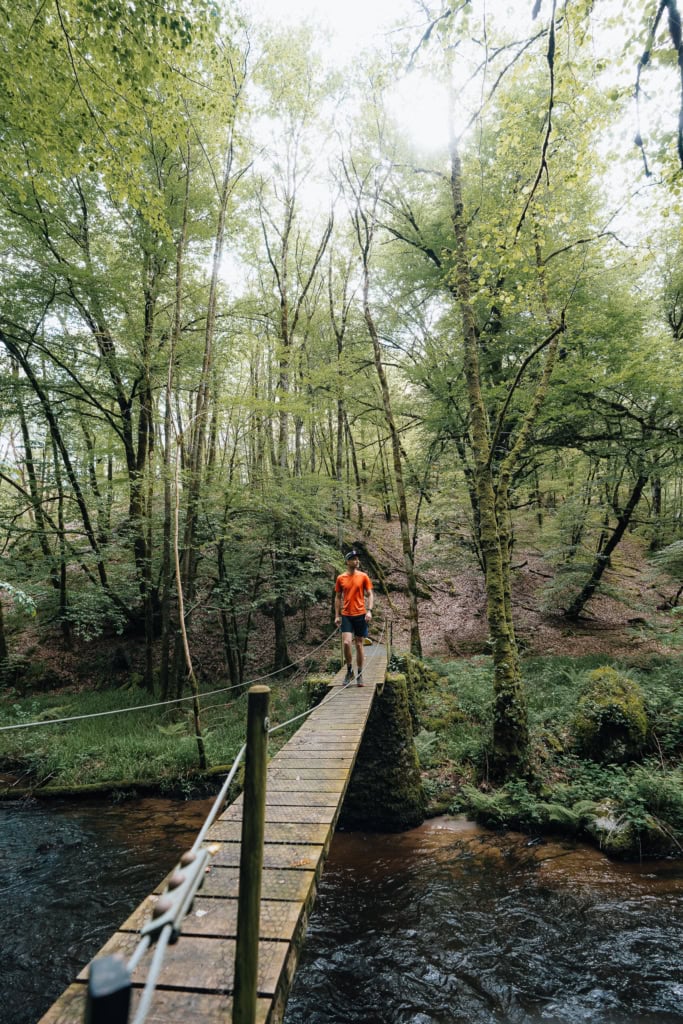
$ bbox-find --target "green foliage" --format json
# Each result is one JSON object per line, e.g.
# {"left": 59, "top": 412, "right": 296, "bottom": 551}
{"left": 456, "top": 780, "right": 582, "bottom": 834}
{"left": 413, "top": 728, "right": 439, "bottom": 768}
{"left": 653, "top": 540, "right": 683, "bottom": 586}
{"left": 415, "top": 653, "right": 682, "bottom": 857}
{"left": 0, "top": 684, "right": 249, "bottom": 788}
{"left": 0, "top": 583, "right": 36, "bottom": 617}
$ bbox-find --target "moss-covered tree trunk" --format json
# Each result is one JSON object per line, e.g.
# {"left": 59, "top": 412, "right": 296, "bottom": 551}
{"left": 448, "top": 123, "right": 529, "bottom": 773}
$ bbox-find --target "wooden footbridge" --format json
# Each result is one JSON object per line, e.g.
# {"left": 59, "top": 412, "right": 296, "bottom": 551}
{"left": 40, "top": 642, "right": 387, "bottom": 1024}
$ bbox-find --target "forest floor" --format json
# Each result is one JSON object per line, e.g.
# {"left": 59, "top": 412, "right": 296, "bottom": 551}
{"left": 355, "top": 509, "right": 680, "bottom": 664}
{"left": 2, "top": 509, "right": 681, "bottom": 694}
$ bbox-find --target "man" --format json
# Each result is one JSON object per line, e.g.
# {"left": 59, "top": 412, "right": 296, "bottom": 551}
{"left": 334, "top": 549, "right": 374, "bottom": 687}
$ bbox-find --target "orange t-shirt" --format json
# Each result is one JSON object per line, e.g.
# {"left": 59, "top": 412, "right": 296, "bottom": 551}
{"left": 335, "top": 571, "right": 372, "bottom": 617}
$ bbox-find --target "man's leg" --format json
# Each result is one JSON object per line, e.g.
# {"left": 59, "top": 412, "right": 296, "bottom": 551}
{"left": 355, "top": 635, "right": 365, "bottom": 684}
{"left": 342, "top": 631, "right": 354, "bottom": 684}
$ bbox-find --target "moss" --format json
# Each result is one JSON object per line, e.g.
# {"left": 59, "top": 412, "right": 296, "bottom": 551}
{"left": 339, "top": 672, "right": 425, "bottom": 832}
{"left": 305, "top": 675, "right": 332, "bottom": 708}
{"left": 572, "top": 666, "right": 648, "bottom": 763}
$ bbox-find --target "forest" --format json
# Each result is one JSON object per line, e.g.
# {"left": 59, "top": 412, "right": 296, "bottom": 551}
{"left": 0, "top": 0, "right": 682, "bottom": 848}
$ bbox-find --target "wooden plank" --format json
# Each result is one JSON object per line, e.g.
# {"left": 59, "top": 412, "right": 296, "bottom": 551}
{"left": 220, "top": 790, "right": 340, "bottom": 814}
{"left": 201, "top": 866, "right": 316, "bottom": 901}
{"left": 76, "top": 933, "right": 289, "bottom": 997}
{"left": 260, "top": 805, "right": 339, "bottom": 823}
{"left": 212, "top": 841, "right": 324, "bottom": 871}
{"left": 38, "top": 984, "right": 271, "bottom": 1024}
{"left": 209, "top": 820, "right": 330, "bottom": 845}
{"left": 266, "top": 777, "right": 346, "bottom": 792}
{"left": 121, "top": 896, "right": 303, "bottom": 941}
{"left": 268, "top": 768, "right": 349, "bottom": 781}
{"left": 270, "top": 753, "right": 354, "bottom": 765}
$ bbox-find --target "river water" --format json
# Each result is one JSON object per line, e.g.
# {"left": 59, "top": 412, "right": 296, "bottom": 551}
{"left": 284, "top": 819, "right": 683, "bottom": 1024}
{"left": 1, "top": 803, "right": 681, "bottom": 1024}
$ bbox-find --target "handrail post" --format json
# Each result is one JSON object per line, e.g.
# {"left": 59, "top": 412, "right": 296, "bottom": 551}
{"left": 388, "top": 618, "right": 393, "bottom": 667}
{"left": 232, "top": 685, "right": 270, "bottom": 1024}
{"left": 84, "top": 954, "right": 131, "bottom": 1024}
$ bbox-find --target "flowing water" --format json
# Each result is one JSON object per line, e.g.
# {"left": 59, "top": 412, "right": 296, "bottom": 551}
{"left": 0, "top": 796, "right": 211, "bottom": 1024}
{"left": 283, "top": 819, "right": 683, "bottom": 1024}
{"left": 1, "top": 804, "right": 681, "bottom": 1024}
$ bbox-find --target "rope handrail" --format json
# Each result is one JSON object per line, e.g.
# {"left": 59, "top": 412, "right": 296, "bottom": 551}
{"left": 0, "top": 625, "right": 342, "bottom": 733}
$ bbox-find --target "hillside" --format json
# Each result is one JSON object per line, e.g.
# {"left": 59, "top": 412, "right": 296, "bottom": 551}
{"left": 1, "top": 511, "right": 679, "bottom": 699}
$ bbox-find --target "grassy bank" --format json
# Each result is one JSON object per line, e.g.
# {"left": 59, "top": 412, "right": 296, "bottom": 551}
{"left": 0, "top": 676, "right": 311, "bottom": 797}
{"left": 411, "top": 653, "right": 683, "bottom": 858}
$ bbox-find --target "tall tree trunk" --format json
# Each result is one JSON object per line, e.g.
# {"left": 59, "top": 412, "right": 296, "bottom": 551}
{"left": 0, "top": 596, "right": 7, "bottom": 663}
{"left": 13, "top": 362, "right": 57, "bottom": 581}
{"left": 50, "top": 432, "right": 71, "bottom": 648}
{"left": 566, "top": 474, "right": 648, "bottom": 620}
{"left": 344, "top": 413, "right": 364, "bottom": 530}
{"left": 172, "top": 136, "right": 236, "bottom": 693}
{"left": 448, "top": 119, "right": 528, "bottom": 772}
{"left": 272, "top": 591, "right": 291, "bottom": 672}
{"left": 363, "top": 290, "right": 422, "bottom": 655}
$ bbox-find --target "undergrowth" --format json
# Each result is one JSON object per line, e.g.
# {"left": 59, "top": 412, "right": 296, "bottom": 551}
{"left": 0, "top": 675, "right": 310, "bottom": 792}
{"left": 419, "top": 653, "right": 683, "bottom": 858}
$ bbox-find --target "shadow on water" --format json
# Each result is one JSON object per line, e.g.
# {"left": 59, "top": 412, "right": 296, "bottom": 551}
{"left": 0, "top": 797, "right": 211, "bottom": 1024}
{"left": 284, "top": 819, "right": 683, "bottom": 1024}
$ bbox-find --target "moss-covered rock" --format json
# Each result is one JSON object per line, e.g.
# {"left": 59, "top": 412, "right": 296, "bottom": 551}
{"left": 305, "top": 675, "right": 332, "bottom": 708}
{"left": 572, "top": 666, "right": 648, "bottom": 763}
{"left": 339, "top": 671, "right": 425, "bottom": 832}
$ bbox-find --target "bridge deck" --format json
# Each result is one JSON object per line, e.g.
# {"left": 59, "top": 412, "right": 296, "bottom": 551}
{"left": 40, "top": 643, "right": 386, "bottom": 1024}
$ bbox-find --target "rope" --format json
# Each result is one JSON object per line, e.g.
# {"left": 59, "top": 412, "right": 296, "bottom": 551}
{"left": 0, "top": 626, "right": 341, "bottom": 733}
{"left": 129, "top": 926, "right": 172, "bottom": 1024}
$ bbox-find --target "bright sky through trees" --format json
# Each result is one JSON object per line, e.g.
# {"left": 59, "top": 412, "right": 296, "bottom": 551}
{"left": 242, "top": 0, "right": 454, "bottom": 149}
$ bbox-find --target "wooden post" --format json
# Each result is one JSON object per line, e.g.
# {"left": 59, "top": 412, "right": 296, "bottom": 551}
{"left": 388, "top": 618, "right": 393, "bottom": 667}
{"left": 84, "top": 955, "right": 131, "bottom": 1024}
{"left": 232, "top": 685, "right": 270, "bottom": 1024}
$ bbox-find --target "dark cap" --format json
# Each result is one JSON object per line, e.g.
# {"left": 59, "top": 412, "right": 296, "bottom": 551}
{"left": 345, "top": 550, "right": 360, "bottom": 560}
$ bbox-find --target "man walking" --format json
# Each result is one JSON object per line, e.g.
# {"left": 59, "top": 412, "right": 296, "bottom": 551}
{"left": 334, "top": 549, "right": 374, "bottom": 687}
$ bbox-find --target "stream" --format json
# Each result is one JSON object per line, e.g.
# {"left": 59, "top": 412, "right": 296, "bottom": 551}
{"left": 1, "top": 803, "right": 681, "bottom": 1024}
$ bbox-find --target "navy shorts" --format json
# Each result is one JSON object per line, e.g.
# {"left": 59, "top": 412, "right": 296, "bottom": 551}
{"left": 341, "top": 614, "right": 368, "bottom": 639}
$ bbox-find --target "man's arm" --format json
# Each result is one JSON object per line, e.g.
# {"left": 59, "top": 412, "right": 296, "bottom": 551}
{"left": 365, "top": 579, "right": 373, "bottom": 617}
{"left": 334, "top": 588, "right": 342, "bottom": 624}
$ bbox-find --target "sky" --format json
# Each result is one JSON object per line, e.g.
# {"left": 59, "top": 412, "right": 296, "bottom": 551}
{"left": 237, "top": 0, "right": 672, "bottom": 239}
{"left": 240, "top": 0, "right": 454, "bottom": 151}
{"left": 242, "top": 0, "right": 415, "bottom": 57}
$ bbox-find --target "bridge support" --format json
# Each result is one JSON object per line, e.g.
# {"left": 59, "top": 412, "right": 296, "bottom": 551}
{"left": 339, "top": 671, "right": 425, "bottom": 831}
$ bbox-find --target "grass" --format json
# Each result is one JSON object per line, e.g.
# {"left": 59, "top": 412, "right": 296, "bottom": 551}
{"left": 0, "top": 673, "right": 312, "bottom": 793}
